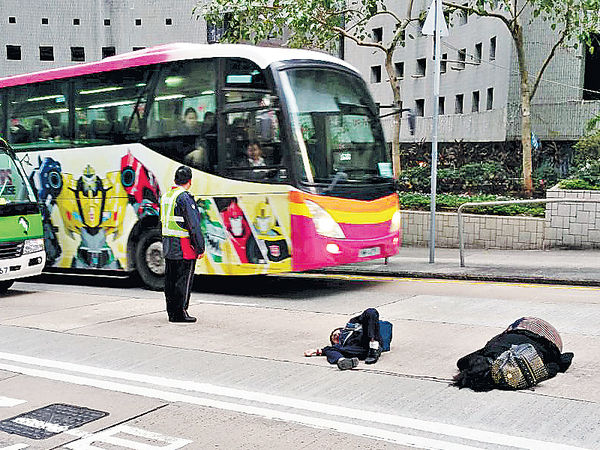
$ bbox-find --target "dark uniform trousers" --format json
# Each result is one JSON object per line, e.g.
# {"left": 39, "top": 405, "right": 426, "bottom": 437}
{"left": 164, "top": 258, "right": 196, "bottom": 319}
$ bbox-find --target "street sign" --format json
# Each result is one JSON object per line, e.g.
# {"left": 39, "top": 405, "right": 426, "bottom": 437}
{"left": 422, "top": 0, "right": 449, "bottom": 36}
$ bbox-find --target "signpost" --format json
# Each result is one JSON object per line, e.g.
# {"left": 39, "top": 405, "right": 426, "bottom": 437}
{"left": 422, "top": 0, "right": 448, "bottom": 263}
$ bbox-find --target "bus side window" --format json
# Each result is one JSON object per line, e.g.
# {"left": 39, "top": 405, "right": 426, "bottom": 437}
{"left": 7, "top": 81, "right": 69, "bottom": 146}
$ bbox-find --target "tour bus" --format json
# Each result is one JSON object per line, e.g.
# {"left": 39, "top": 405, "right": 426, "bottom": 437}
{"left": 0, "top": 138, "right": 45, "bottom": 292}
{"left": 0, "top": 43, "right": 400, "bottom": 290}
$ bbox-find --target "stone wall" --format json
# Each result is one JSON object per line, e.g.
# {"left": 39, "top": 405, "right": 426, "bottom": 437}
{"left": 401, "top": 210, "right": 545, "bottom": 249}
{"left": 544, "top": 187, "right": 600, "bottom": 249}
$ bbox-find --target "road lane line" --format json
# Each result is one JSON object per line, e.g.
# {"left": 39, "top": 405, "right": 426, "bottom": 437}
{"left": 0, "top": 362, "right": 479, "bottom": 450}
{"left": 0, "top": 353, "right": 586, "bottom": 450}
{"left": 0, "top": 396, "right": 26, "bottom": 407}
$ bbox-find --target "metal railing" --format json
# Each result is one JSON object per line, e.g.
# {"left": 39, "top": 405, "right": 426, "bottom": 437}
{"left": 457, "top": 198, "right": 600, "bottom": 267}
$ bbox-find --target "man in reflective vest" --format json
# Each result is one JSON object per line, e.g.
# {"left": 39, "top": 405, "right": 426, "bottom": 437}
{"left": 160, "top": 166, "right": 205, "bottom": 323}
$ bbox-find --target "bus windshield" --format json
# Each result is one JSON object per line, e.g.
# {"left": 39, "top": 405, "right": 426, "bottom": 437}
{"left": 0, "top": 147, "right": 36, "bottom": 207}
{"left": 280, "top": 68, "right": 392, "bottom": 184}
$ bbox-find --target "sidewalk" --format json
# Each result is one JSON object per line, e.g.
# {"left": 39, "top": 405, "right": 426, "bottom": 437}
{"left": 319, "top": 247, "right": 600, "bottom": 286}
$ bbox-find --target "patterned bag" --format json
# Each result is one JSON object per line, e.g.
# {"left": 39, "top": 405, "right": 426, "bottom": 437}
{"left": 491, "top": 343, "right": 549, "bottom": 389}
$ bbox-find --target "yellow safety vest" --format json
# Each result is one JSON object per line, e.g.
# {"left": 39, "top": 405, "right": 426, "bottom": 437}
{"left": 160, "top": 186, "right": 190, "bottom": 238}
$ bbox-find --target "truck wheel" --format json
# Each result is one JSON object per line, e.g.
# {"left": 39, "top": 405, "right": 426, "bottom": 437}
{"left": 0, "top": 280, "right": 15, "bottom": 294}
{"left": 135, "top": 228, "right": 165, "bottom": 291}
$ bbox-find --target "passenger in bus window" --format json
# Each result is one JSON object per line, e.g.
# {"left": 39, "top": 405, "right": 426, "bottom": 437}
{"left": 33, "top": 118, "right": 57, "bottom": 142}
{"left": 200, "top": 111, "right": 217, "bottom": 166}
{"left": 178, "top": 107, "right": 202, "bottom": 135}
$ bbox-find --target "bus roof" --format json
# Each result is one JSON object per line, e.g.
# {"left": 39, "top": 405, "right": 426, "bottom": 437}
{"left": 0, "top": 43, "right": 359, "bottom": 88}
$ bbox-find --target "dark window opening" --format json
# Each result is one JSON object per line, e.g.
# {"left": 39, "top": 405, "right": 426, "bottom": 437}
{"left": 372, "top": 27, "right": 383, "bottom": 43}
{"left": 439, "top": 97, "right": 445, "bottom": 115}
{"left": 472, "top": 91, "right": 480, "bottom": 112}
{"left": 583, "top": 34, "right": 600, "bottom": 100}
{"left": 370, "top": 65, "right": 382, "bottom": 83}
{"left": 457, "top": 49, "right": 466, "bottom": 69}
{"left": 39, "top": 46, "right": 54, "bottom": 61}
{"left": 455, "top": 94, "right": 464, "bottom": 114}
{"left": 8, "top": 17, "right": 16, "bottom": 24}
{"left": 490, "top": 36, "right": 496, "bottom": 60}
{"left": 415, "top": 99, "right": 425, "bottom": 117}
{"left": 135, "top": 18, "right": 142, "bottom": 26}
{"left": 475, "top": 42, "right": 482, "bottom": 64}
{"left": 6, "top": 45, "right": 21, "bottom": 60}
{"left": 132, "top": 46, "right": 145, "bottom": 51}
{"left": 104, "top": 19, "right": 111, "bottom": 26}
{"left": 487, "top": 87, "right": 494, "bottom": 110}
{"left": 165, "top": 18, "right": 173, "bottom": 25}
{"left": 102, "top": 46, "right": 116, "bottom": 59}
{"left": 441, "top": 53, "right": 448, "bottom": 73}
{"left": 41, "top": 18, "right": 49, "bottom": 25}
{"left": 73, "top": 18, "right": 80, "bottom": 25}
{"left": 394, "top": 62, "right": 404, "bottom": 79}
{"left": 71, "top": 46, "right": 85, "bottom": 62}
{"left": 416, "top": 58, "right": 426, "bottom": 76}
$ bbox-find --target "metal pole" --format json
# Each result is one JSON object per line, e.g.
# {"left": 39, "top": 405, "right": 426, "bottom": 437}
{"left": 429, "top": 0, "right": 441, "bottom": 264}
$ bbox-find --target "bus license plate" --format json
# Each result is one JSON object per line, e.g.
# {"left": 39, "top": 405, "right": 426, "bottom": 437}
{"left": 0, "top": 266, "right": 8, "bottom": 275}
{"left": 358, "top": 246, "right": 380, "bottom": 258}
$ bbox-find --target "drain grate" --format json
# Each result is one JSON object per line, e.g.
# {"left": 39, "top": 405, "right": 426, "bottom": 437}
{"left": 0, "top": 403, "right": 108, "bottom": 439}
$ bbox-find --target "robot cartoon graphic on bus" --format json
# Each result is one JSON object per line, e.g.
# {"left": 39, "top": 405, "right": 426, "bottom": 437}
{"left": 28, "top": 150, "right": 161, "bottom": 269}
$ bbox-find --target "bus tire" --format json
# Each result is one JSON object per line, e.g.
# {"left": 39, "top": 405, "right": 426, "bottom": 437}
{"left": 135, "top": 228, "right": 165, "bottom": 291}
{"left": 0, "top": 280, "right": 15, "bottom": 294}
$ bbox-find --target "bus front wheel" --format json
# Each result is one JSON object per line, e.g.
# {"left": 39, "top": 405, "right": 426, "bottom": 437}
{"left": 135, "top": 228, "right": 165, "bottom": 291}
{"left": 0, "top": 280, "right": 15, "bottom": 294}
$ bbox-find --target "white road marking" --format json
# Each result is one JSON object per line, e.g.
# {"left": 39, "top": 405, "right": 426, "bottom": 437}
{"left": 0, "top": 352, "right": 586, "bottom": 450}
{"left": 0, "top": 397, "right": 26, "bottom": 407}
{"left": 64, "top": 424, "right": 191, "bottom": 450}
{"left": 0, "top": 445, "right": 29, "bottom": 450}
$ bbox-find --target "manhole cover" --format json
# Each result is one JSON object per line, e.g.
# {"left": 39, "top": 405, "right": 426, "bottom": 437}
{"left": 0, "top": 403, "right": 108, "bottom": 439}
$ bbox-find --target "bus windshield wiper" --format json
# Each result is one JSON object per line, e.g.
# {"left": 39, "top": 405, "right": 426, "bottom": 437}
{"left": 324, "top": 171, "right": 348, "bottom": 193}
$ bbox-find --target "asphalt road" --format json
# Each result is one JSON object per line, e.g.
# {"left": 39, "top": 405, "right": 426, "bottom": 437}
{"left": 0, "top": 273, "right": 599, "bottom": 449}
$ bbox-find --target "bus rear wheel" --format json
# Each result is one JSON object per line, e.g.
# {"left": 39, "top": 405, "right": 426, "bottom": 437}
{"left": 0, "top": 280, "right": 15, "bottom": 294}
{"left": 135, "top": 228, "right": 165, "bottom": 291}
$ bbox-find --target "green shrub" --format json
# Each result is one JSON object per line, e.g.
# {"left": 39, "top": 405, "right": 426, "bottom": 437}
{"left": 398, "top": 192, "right": 545, "bottom": 217}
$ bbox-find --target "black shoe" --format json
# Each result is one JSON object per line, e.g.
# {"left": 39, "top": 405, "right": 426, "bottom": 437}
{"left": 337, "top": 357, "right": 359, "bottom": 370}
{"left": 169, "top": 313, "right": 196, "bottom": 323}
{"left": 365, "top": 347, "right": 381, "bottom": 365}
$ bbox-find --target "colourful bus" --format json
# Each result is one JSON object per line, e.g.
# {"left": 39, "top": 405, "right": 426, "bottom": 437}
{"left": 0, "top": 43, "right": 400, "bottom": 290}
{"left": 0, "top": 138, "right": 45, "bottom": 292}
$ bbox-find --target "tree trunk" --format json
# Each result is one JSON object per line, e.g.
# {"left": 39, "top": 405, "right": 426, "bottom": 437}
{"left": 514, "top": 24, "right": 534, "bottom": 197}
{"left": 384, "top": 51, "right": 402, "bottom": 177}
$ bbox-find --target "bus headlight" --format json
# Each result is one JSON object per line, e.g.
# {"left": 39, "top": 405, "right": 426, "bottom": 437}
{"left": 389, "top": 210, "right": 401, "bottom": 233}
{"left": 305, "top": 200, "right": 345, "bottom": 239}
{"left": 23, "top": 238, "right": 44, "bottom": 255}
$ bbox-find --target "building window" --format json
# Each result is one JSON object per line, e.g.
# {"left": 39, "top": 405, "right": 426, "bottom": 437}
{"left": 441, "top": 53, "right": 448, "bottom": 73}
{"left": 472, "top": 91, "right": 480, "bottom": 112}
{"left": 395, "top": 62, "right": 404, "bottom": 79}
{"left": 71, "top": 46, "right": 85, "bottom": 62}
{"left": 458, "top": 5, "right": 468, "bottom": 25}
{"left": 132, "top": 46, "right": 145, "bottom": 51}
{"left": 73, "top": 18, "right": 80, "bottom": 25}
{"left": 475, "top": 43, "right": 482, "bottom": 64}
{"left": 439, "top": 96, "right": 445, "bottom": 115}
{"left": 370, "top": 65, "right": 382, "bottom": 83}
{"left": 104, "top": 18, "right": 111, "bottom": 26}
{"left": 39, "top": 46, "right": 54, "bottom": 61}
{"left": 102, "top": 46, "right": 116, "bottom": 59}
{"left": 6, "top": 45, "right": 21, "bottom": 60}
{"left": 583, "top": 34, "right": 600, "bottom": 100}
{"left": 416, "top": 58, "right": 426, "bottom": 77}
{"left": 8, "top": 17, "right": 16, "bottom": 24}
{"left": 415, "top": 99, "right": 425, "bottom": 117}
{"left": 487, "top": 87, "right": 494, "bottom": 110}
{"left": 457, "top": 49, "right": 466, "bottom": 69}
{"left": 372, "top": 27, "right": 383, "bottom": 43}
{"left": 490, "top": 36, "right": 496, "bottom": 61}
{"left": 455, "top": 94, "right": 464, "bottom": 114}
{"left": 41, "top": 18, "right": 49, "bottom": 25}
{"left": 165, "top": 18, "right": 173, "bottom": 25}
{"left": 135, "top": 18, "right": 142, "bottom": 26}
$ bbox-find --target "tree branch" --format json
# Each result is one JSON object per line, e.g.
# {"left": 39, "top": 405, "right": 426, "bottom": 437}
{"left": 530, "top": 18, "right": 570, "bottom": 99}
{"left": 443, "top": 1, "right": 513, "bottom": 28}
